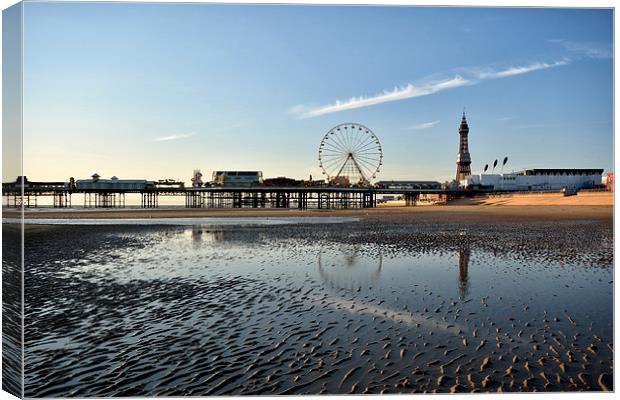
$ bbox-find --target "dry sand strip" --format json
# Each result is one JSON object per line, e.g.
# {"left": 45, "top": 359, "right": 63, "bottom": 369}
{"left": 448, "top": 191, "right": 612, "bottom": 206}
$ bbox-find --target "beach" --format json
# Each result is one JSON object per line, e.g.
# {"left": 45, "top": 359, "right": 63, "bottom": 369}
{"left": 7, "top": 197, "right": 613, "bottom": 395}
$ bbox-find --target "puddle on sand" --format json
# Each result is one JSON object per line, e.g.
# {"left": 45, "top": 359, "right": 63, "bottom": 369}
{"left": 4, "top": 216, "right": 359, "bottom": 226}
{"left": 20, "top": 224, "right": 613, "bottom": 396}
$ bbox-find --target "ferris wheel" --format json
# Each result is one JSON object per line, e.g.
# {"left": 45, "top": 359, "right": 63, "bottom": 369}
{"left": 318, "top": 123, "right": 383, "bottom": 186}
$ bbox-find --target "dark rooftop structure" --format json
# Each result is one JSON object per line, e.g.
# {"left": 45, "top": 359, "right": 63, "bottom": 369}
{"left": 375, "top": 180, "right": 442, "bottom": 189}
{"left": 517, "top": 169, "right": 604, "bottom": 176}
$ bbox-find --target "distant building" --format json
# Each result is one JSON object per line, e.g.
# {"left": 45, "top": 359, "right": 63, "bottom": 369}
{"left": 329, "top": 176, "right": 350, "bottom": 187}
{"left": 212, "top": 171, "right": 263, "bottom": 187}
{"left": 3, "top": 176, "right": 66, "bottom": 191}
{"left": 455, "top": 112, "right": 472, "bottom": 181}
{"left": 375, "top": 180, "right": 442, "bottom": 190}
{"left": 304, "top": 179, "right": 327, "bottom": 188}
{"left": 75, "top": 175, "right": 154, "bottom": 190}
{"left": 461, "top": 168, "right": 604, "bottom": 191}
{"left": 263, "top": 177, "right": 303, "bottom": 187}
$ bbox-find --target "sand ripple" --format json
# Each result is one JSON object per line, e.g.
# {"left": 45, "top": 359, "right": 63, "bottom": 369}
{"left": 20, "top": 216, "right": 613, "bottom": 396}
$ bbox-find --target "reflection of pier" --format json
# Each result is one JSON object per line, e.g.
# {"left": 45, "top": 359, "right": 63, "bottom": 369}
{"left": 189, "top": 227, "right": 265, "bottom": 245}
{"left": 458, "top": 247, "right": 470, "bottom": 300}
{"left": 191, "top": 227, "right": 225, "bottom": 244}
{"left": 317, "top": 247, "right": 383, "bottom": 292}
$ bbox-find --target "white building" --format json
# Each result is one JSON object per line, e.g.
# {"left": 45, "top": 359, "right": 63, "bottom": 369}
{"left": 461, "top": 169, "right": 604, "bottom": 191}
{"left": 74, "top": 174, "right": 154, "bottom": 190}
{"left": 212, "top": 171, "right": 263, "bottom": 187}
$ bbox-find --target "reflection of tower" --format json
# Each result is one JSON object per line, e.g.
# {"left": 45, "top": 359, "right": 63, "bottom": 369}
{"left": 456, "top": 112, "right": 472, "bottom": 182}
{"left": 458, "top": 247, "right": 470, "bottom": 300}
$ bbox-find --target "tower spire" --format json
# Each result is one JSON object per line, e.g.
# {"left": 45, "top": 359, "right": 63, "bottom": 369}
{"left": 456, "top": 112, "right": 472, "bottom": 182}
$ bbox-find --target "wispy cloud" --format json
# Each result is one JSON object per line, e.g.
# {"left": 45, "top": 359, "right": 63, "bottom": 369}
{"left": 291, "top": 59, "right": 569, "bottom": 118}
{"left": 153, "top": 132, "right": 195, "bottom": 142}
{"left": 410, "top": 120, "right": 440, "bottom": 130}
{"left": 473, "top": 59, "right": 569, "bottom": 79}
{"left": 549, "top": 39, "right": 612, "bottom": 59}
{"left": 291, "top": 76, "right": 472, "bottom": 118}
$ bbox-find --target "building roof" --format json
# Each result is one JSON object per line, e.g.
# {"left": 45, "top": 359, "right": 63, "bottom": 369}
{"left": 376, "top": 180, "right": 442, "bottom": 187}
{"left": 75, "top": 179, "right": 150, "bottom": 183}
{"left": 518, "top": 169, "right": 604, "bottom": 176}
{"left": 214, "top": 171, "right": 262, "bottom": 175}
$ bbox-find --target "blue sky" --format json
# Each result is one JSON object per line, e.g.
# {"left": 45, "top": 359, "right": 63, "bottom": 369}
{"left": 21, "top": 3, "right": 613, "bottom": 182}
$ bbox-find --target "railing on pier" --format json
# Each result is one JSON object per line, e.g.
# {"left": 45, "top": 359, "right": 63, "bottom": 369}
{"left": 181, "top": 190, "right": 376, "bottom": 210}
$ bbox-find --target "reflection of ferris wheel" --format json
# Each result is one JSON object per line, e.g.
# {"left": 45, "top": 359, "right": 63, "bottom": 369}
{"left": 318, "top": 123, "right": 383, "bottom": 186}
{"left": 317, "top": 248, "right": 383, "bottom": 293}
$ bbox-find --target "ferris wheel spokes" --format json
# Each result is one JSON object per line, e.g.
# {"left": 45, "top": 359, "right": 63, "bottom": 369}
{"left": 318, "top": 123, "right": 383, "bottom": 186}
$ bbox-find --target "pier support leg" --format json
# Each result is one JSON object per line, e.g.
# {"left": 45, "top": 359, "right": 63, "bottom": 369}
{"left": 185, "top": 192, "right": 203, "bottom": 208}
{"left": 232, "top": 192, "right": 242, "bottom": 208}
{"left": 142, "top": 192, "right": 159, "bottom": 208}
{"left": 362, "top": 192, "right": 375, "bottom": 208}
{"left": 404, "top": 194, "right": 419, "bottom": 207}
{"left": 53, "top": 192, "right": 71, "bottom": 208}
{"left": 298, "top": 192, "right": 307, "bottom": 209}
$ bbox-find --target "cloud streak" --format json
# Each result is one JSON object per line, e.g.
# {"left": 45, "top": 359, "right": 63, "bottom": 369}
{"left": 549, "top": 39, "right": 612, "bottom": 59}
{"left": 291, "top": 59, "right": 569, "bottom": 118}
{"left": 292, "top": 76, "right": 472, "bottom": 118}
{"left": 473, "top": 59, "right": 569, "bottom": 79}
{"left": 410, "top": 120, "right": 440, "bottom": 130}
{"left": 153, "top": 132, "right": 195, "bottom": 142}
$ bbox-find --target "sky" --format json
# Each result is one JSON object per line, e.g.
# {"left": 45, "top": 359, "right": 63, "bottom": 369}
{"left": 16, "top": 2, "right": 613, "bottom": 183}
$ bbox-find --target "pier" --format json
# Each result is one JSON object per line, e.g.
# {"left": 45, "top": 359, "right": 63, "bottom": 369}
{"left": 1, "top": 182, "right": 489, "bottom": 210}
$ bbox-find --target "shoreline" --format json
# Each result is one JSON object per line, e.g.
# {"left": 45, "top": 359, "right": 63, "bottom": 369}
{"left": 2, "top": 204, "right": 613, "bottom": 222}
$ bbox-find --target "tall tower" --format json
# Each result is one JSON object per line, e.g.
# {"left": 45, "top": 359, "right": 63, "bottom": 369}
{"left": 455, "top": 112, "right": 472, "bottom": 181}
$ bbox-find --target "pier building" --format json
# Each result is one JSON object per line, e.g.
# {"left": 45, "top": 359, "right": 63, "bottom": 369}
{"left": 75, "top": 174, "right": 154, "bottom": 190}
{"left": 212, "top": 171, "right": 263, "bottom": 187}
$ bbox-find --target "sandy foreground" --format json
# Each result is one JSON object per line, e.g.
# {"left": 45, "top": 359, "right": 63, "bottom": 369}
{"left": 6, "top": 190, "right": 613, "bottom": 395}
{"left": 13, "top": 201, "right": 614, "bottom": 395}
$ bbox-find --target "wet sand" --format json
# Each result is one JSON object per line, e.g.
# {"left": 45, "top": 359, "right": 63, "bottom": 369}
{"left": 14, "top": 208, "right": 613, "bottom": 396}
{"left": 2, "top": 225, "right": 22, "bottom": 397}
{"left": 4, "top": 203, "right": 613, "bottom": 223}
